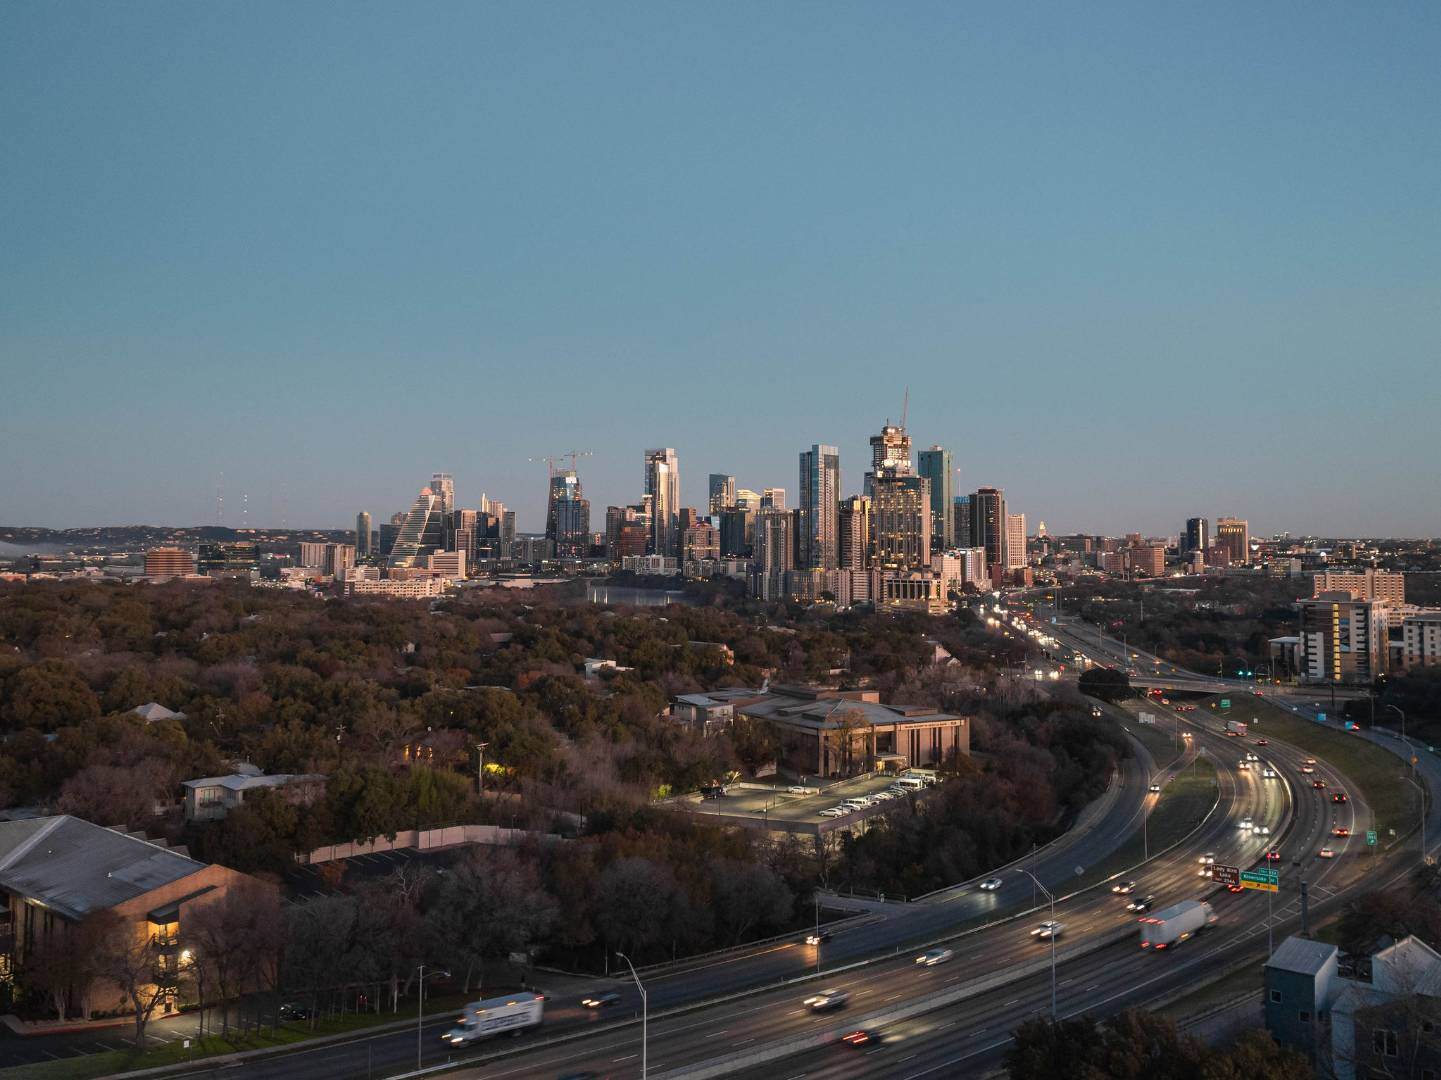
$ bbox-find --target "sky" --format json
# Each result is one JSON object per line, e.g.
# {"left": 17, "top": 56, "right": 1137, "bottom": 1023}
{"left": 3, "top": 3, "right": 1439, "bottom": 538}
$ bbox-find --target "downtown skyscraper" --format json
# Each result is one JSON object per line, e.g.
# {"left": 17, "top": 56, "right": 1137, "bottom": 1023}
{"left": 797, "top": 444, "right": 840, "bottom": 571}
{"left": 917, "top": 445, "right": 954, "bottom": 551}
{"left": 644, "top": 448, "right": 681, "bottom": 557}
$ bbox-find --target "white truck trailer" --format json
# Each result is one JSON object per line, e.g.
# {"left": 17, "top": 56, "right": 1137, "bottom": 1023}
{"left": 441, "top": 991, "right": 545, "bottom": 1045}
{"left": 1226, "top": 720, "right": 1248, "bottom": 737}
{"left": 1139, "top": 900, "right": 1216, "bottom": 950}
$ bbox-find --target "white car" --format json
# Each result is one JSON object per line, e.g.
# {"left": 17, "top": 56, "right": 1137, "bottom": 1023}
{"left": 915, "top": 948, "right": 954, "bottom": 966}
{"left": 978, "top": 877, "right": 1003, "bottom": 891}
{"left": 1238, "top": 818, "right": 1254, "bottom": 831}
{"left": 1198, "top": 853, "right": 1216, "bottom": 865}
{"left": 1110, "top": 881, "right": 1137, "bottom": 895}
{"left": 787, "top": 785, "right": 810, "bottom": 795}
{"left": 818, "top": 807, "right": 846, "bottom": 818}
{"left": 1031, "top": 921, "right": 1065, "bottom": 941}
{"left": 1237, "top": 760, "right": 1250, "bottom": 771}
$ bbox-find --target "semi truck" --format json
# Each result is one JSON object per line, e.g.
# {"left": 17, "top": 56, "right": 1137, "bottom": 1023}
{"left": 1139, "top": 900, "right": 1216, "bottom": 950}
{"left": 1225, "top": 720, "right": 1248, "bottom": 737}
{"left": 441, "top": 991, "right": 544, "bottom": 1046}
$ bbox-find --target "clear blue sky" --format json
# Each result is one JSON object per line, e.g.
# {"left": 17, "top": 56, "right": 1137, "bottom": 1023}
{"left": 3, "top": 3, "right": 1438, "bottom": 537}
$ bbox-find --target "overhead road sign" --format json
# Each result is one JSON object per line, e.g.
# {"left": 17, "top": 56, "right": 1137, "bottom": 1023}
{"left": 1241, "top": 868, "right": 1279, "bottom": 893}
{"left": 1213, "top": 864, "right": 1240, "bottom": 888}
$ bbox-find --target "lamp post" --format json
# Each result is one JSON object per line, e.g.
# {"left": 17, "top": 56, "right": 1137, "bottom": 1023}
{"left": 1387, "top": 705, "right": 1409, "bottom": 764}
{"left": 416, "top": 965, "right": 449, "bottom": 1072}
{"left": 616, "top": 952, "right": 647, "bottom": 1078}
{"left": 1013, "top": 868, "right": 1057, "bottom": 1020}
{"left": 1401, "top": 774, "right": 1427, "bottom": 866}
{"left": 475, "top": 741, "right": 490, "bottom": 797}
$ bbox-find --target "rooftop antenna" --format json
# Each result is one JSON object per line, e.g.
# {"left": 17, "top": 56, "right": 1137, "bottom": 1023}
{"left": 900, "top": 386, "right": 910, "bottom": 431}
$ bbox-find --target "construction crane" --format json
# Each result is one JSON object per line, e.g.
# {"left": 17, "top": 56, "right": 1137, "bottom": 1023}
{"left": 527, "top": 449, "right": 592, "bottom": 477}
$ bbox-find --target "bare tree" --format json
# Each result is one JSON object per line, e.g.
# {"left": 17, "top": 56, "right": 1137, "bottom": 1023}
{"left": 93, "top": 911, "right": 173, "bottom": 1047}
{"left": 184, "top": 880, "right": 281, "bottom": 1036}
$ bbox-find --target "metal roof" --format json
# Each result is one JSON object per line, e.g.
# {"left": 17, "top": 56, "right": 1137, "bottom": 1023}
{"left": 0, "top": 816, "right": 208, "bottom": 921}
{"left": 1267, "top": 935, "right": 1338, "bottom": 977}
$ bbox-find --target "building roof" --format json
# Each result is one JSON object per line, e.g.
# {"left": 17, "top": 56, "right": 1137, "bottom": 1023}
{"left": 1266, "top": 935, "right": 1337, "bottom": 977}
{"left": 182, "top": 772, "right": 324, "bottom": 794}
{"left": 1372, "top": 934, "right": 1441, "bottom": 996}
{"left": 737, "top": 686, "right": 961, "bottom": 731}
{"left": 133, "top": 702, "right": 187, "bottom": 723}
{"left": 0, "top": 816, "right": 208, "bottom": 921}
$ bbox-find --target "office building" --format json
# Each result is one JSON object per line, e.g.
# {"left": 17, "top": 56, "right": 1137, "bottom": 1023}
{"left": 1183, "top": 517, "right": 1208, "bottom": 554}
{"left": 388, "top": 487, "right": 444, "bottom": 568}
{"left": 718, "top": 507, "right": 754, "bottom": 558}
{"left": 1298, "top": 593, "right": 1390, "bottom": 684}
{"left": 797, "top": 444, "right": 841, "bottom": 571}
{"left": 708, "top": 474, "right": 736, "bottom": 515}
{"left": 751, "top": 507, "right": 793, "bottom": 599}
{"left": 735, "top": 488, "right": 761, "bottom": 512}
{"left": 426, "top": 550, "right": 466, "bottom": 579}
{"left": 1312, "top": 570, "right": 1405, "bottom": 604}
{"left": 916, "top": 446, "right": 954, "bottom": 551}
{"left": 1216, "top": 517, "right": 1250, "bottom": 565}
{"left": 355, "top": 511, "right": 372, "bottom": 559}
{"left": 972, "top": 488, "right": 1007, "bottom": 575}
{"left": 430, "top": 473, "right": 455, "bottom": 517}
{"left": 869, "top": 423, "right": 913, "bottom": 480}
{"left": 144, "top": 547, "right": 196, "bottom": 579}
{"left": 1005, "top": 513, "right": 1027, "bottom": 570}
{"left": 838, "top": 495, "right": 872, "bottom": 571}
{"left": 545, "top": 470, "right": 590, "bottom": 557}
{"left": 872, "top": 475, "right": 931, "bottom": 570}
{"left": 953, "top": 495, "right": 973, "bottom": 549}
{"left": 761, "top": 487, "right": 786, "bottom": 511}
{"left": 644, "top": 448, "right": 681, "bottom": 558}
{"left": 378, "top": 516, "right": 402, "bottom": 562}
{"left": 1131, "top": 542, "right": 1166, "bottom": 577}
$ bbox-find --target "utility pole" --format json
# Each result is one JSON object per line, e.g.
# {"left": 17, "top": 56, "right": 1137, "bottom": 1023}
{"left": 616, "top": 953, "right": 648, "bottom": 1078}
{"left": 475, "top": 741, "right": 489, "bottom": 797}
{"left": 1014, "top": 869, "right": 1057, "bottom": 1020}
{"left": 415, "top": 965, "right": 449, "bottom": 1073}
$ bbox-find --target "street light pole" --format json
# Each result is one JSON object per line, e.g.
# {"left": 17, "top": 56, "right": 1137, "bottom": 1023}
{"left": 1013, "top": 869, "right": 1057, "bottom": 1020}
{"left": 475, "top": 741, "right": 490, "bottom": 797}
{"left": 415, "top": 965, "right": 449, "bottom": 1072}
{"left": 616, "top": 952, "right": 647, "bottom": 1079}
{"left": 1388, "top": 706, "right": 1409, "bottom": 767}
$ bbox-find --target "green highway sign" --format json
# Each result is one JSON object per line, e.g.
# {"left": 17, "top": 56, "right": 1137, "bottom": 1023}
{"left": 1220, "top": 699, "right": 1231, "bottom": 709}
{"left": 1241, "top": 867, "right": 1279, "bottom": 893}
{"left": 1367, "top": 830, "right": 1377, "bottom": 846}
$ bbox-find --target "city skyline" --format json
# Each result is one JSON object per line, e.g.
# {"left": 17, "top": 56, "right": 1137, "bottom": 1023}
{"left": 3, "top": 4, "right": 1439, "bottom": 536}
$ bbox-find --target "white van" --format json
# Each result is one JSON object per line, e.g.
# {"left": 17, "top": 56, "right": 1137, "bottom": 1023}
{"left": 442, "top": 992, "right": 544, "bottom": 1045}
{"left": 895, "top": 777, "right": 926, "bottom": 791}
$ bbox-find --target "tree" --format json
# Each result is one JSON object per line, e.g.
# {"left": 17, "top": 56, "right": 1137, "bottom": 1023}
{"left": 428, "top": 848, "right": 557, "bottom": 992}
{"left": 593, "top": 857, "right": 681, "bottom": 962}
{"left": 93, "top": 911, "right": 173, "bottom": 1047}
{"left": 183, "top": 881, "right": 281, "bottom": 1036}
{"left": 57, "top": 760, "right": 172, "bottom": 830}
{"left": 1, "top": 660, "right": 100, "bottom": 732}
{"left": 1201, "top": 1029, "right": 1311, "bottom": 1080}
{"left": 709, "top": 860, "right": 793, "bottom": 945}
{"left": 20, "top": 914, "right": 110, "bottom": 1021}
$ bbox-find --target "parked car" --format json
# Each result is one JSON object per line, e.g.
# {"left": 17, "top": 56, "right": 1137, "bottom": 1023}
{"left": 278, "top": 1001, "right": 311, "bottom": 1022}
{"left": 787, "top": 785, "right": 810, "bottom": 795}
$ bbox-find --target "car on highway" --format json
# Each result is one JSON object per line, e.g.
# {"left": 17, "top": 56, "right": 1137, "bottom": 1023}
{"left": 1245, "top": 751, "right": 1259, "bottom": 762}
{"left": 1301, "top": 765, "right": 1315, "bottom": 774}
{"left": 804, "top": 989, "right": 850, "bottom": 1012}
{"left": 1267, "top": 849, "right": 1281, "bottom": 861}
{"left": 1262, "top": 766, "right": 1276, "bottom": 779}
{"left": 1305, "top": 758, "right": 1317, "bottom": 767}
{"left": 1111, "top": 880, "right": 1137, "bottom": 894}
{"left": 1239, "top": 817, "right": 1253, "bottom": 830}
{"left": 1032, "top": 921, "right": 1065, "bottom": 941}
{"left": 1198, "top": 852, "right": 1216, "bottom": 865}
{"left": 1252, "top": 823, "right": 1271, "bottom": 835}
{"left": 916, "top": 948, "right": 954, "bottom": 966}
{"left": 840, "top": 1028, "right": 883, "bottom": 1047}
{"left": 806, "top": 931, "right": 832, "bottom": 945}
{"left": 1237, "top": 760, "right": 1250, "bottom": 771}
{"left": 1198, "top": 864, "right": 1213, "bottom": 878}
{"left": 1126, "top": 894, "right": 1156, "bottom": 912}
{"left": 1255, "top": 738, "right": 1269, "bottom": 746}
{"left": 787, "top": 785, "right": 811, "bottom": 795}
{"left": 1149, "top": 783, "right": 1162, "bottom": 793}
{"left": 978, "top": 877, "right": 1004, "bottom": 891}
{"left": 1319, "top": 847, "right": 1336, "bottom": 859}
{"left": 1332, "top": 792, "right": 1349, "bottom": 804}
{"left": 1312, "top": 779, "right": 1327, "bottom": 789}
{"left": 1333, "top": 827, "right": 1351, "bottom": 838}
{"left": 580, "top": 991, "right": 621, "bottom": 1009}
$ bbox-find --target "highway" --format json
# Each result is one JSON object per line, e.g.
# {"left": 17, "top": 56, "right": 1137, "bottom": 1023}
{"left": 148, "top": 607, "right": 1430, "bottom": 1080}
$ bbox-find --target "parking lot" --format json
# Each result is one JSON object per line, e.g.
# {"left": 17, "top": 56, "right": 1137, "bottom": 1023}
{"left": 677, "top": 772, "right": 935, "bottom": 834}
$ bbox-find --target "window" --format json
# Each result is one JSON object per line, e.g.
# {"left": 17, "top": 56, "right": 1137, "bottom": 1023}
{"left": 1373, "top": 1028, "right": 1398, "bottom": 1057}
{"left": 1270, "top": 989, "right": 1283, "bottom": 1004}
{"left": 1299, "top": 1011, "right": 1310, "bottom": 1023}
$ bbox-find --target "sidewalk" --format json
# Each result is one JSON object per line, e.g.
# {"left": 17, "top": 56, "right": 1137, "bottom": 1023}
{"left": 1, "top": 1012, "right": 138, "bottom": 1037}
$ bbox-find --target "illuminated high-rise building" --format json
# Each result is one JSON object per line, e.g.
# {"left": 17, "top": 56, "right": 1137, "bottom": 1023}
{"left": 797, "top": 445, "right": 840, "bottom": 571}
{"left": 1006, "top": 513, "right": 1027, "bottom": 570}
{"left": 708, "top": 474, "right": 736, "bottom": 515}
{"left": 644, "top": 448, "right": 681, "bottom": 557}
{"left": 388, "top": 487, "right": 444, "bottom": 568}
{"left": 1217, "top": 518, "right": 1250, "bottom": 565}
{"left": 838, "top": 495, "right": 872, "bottom": 571}
{"left": 973, "top": 487, "right": 1007, "bottom": 573}
{"left": 917, "top": 446, "right": 954, "bottom": 551}
{"left": 873, "top": 475, "right": 931, "bottom": 570}
{"left": 355, "top": 511, "right": 372, "bottom": 558}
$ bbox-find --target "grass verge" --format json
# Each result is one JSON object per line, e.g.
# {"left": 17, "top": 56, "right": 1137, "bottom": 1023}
{"left": 0, "top": 993, "right": 474, "bottom": 1080}
{"left": 1201, "top": 695, "right": 1420, "bottom": 840}
{"left": 1069, "top": 755, "right": 1219, "bottom": 894}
